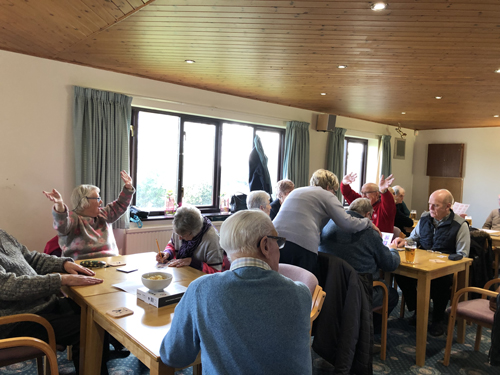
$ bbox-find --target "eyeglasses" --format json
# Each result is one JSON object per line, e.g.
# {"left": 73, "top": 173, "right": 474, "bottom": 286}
{"left": 257, "top": 235, "right": 287, "bottom": 249}
{"left": 86, "top": 197, "right": 102, "bottom": 203}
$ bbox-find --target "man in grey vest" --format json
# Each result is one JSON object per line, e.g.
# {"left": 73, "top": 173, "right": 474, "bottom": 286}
{"left": 392, "top": 189, "right": 470, "bottom": 336}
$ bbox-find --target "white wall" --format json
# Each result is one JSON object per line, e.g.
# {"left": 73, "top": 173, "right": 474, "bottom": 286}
{"left": 412, "top": 128, "right": 500, "bottom": 226}
{"left": 0, "top": 49, "right": 415, "bottom": 250}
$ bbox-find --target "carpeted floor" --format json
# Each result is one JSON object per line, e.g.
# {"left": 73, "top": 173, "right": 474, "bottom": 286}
{"left": 1, "top": 296, "right": 498, "bottom": 375}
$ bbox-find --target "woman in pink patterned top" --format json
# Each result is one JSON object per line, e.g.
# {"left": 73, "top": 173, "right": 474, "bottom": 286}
{"left": 43, "top": 170, "right": 135, "bottom": 260}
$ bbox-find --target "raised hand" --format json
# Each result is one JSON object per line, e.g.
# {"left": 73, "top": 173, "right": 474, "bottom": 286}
{"left": 120, "top": 170, "right": 133, "bottom": 189}
{"left": 342, "top": 172, "right": 357, "bottom": 185}
{"left": 379, "top": 174, "right": 394, "bottom": 193}
{"left": 43, "top": 189, "right": 65, "bottom": 213}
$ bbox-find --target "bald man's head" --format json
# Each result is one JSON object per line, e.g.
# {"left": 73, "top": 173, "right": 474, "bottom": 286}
{"left": 428, "top": 189, "right": 454, "bottom": 221}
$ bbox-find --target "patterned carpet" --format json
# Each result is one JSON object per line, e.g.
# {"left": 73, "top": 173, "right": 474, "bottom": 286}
{"left": 1, "top": 296, "right": 498, "bottom": 375}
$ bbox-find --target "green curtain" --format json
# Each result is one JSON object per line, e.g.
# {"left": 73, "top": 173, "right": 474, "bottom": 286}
{"left": 283, "top": 121, "right": 310, "bottom": 188}
{"left": 326, "top": 127, "right": 347, "bottom": 200}
{"left": 380, "top": 135, "right": 392, "bottom": 178}
{"left": 73, "top": 86, "right": 133, "bottom": 229}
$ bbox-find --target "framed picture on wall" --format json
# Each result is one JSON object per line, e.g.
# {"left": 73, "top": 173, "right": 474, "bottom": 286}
{"left": 394, "top": 138, "right": 406, "bottom": 160}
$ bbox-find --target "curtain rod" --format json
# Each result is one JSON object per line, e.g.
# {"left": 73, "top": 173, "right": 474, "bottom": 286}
{"left": 120, "top": 92, "right": 294, "bottom": 124}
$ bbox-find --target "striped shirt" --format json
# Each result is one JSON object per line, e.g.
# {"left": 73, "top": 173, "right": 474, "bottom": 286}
{"left": 230, "top": 257, "right": 271, "bottom": 271}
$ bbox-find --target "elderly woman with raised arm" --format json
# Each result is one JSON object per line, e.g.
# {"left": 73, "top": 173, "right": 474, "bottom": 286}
{"left": 156, "top": 205, "right": 224, "bottom": 273}
{"left": 43, "top": 170, "right": 135, "bottom": 260}
{"left": 273, "top": 169, "right": 378, "bottom": 273}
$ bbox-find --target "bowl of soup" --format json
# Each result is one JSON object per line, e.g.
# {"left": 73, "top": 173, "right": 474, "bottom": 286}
{"left": 141, "top": 272, "right": 172, "bottom": 292}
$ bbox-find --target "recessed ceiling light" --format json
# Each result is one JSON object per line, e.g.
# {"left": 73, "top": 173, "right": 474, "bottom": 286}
{"left": 495, "top": 69, "right": 500, "bottom": 73}
{"left": 401, "top": 112, "right": 406, "bottom": 115}
{"left": 494, "top": 115, "right": 499, "bottom": 117}
{"left": 337, "top": 65, "right": 347, "bottom": 69}
{"left": 320, "top": 93, "right": 327, "bottom": 96}
{"left": 435, "top": 96, "right": 442, "bottom": 99}
{"left": 371, "top": 2, "right": 387, "bottom": 11}
{"left": 185, "top": 60, "right": 195, "bottom": 64}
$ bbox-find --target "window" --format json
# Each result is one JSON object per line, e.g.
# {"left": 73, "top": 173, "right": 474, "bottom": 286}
{"left": 130, "top": 108, "right": 284, "bottom": 214}
{"left": 343, "top": 137, "right": 368, "bottom": 203}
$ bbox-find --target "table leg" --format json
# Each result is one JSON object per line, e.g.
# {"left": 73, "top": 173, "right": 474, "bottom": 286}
{"left": 84, "top": 308, "right": 105, "bottom": 375}
{"left": 415, "top": 273, "right": 431, "bottom": 366}
{"left": 150, "top": 361, "right": 175, "bottom": 375}
{"left": 456, "top": 266, "right": 470, "bottom": 343}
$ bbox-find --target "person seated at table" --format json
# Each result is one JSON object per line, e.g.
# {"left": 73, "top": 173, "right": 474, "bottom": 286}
{"left": 246, "top": 190, "right": 272, "bottom": 216}
{"left": 274, "top": 169, "right": 376, "bottom": 273}
{"left": 391, "top": 186, "right": 414, "bottom": 236}
{"left": 0, "top": 229, "right": 103, "bottom": 374}
{"left": 156, "top": 205, "right": 224, "bottom": 273}
{"left": 270, "top": 179, "right": 294, "bottom": 219}
{"left": 482, "top": 194, "right": 500, "bottom": 230}
{"left": 319, "top": 198, "right": 400, "bottom": 332}
{"left": 341, "top": 172, "right": 396, "bottom": 233}
{"left": 43, "top": 170, "right": 135, "bottom": 260}
{"left": 160, "top": 210, "right": 312, "bottom": 375}
{"left": 393, "top": 185, "right": 410, "bottom": 217}
{"left": 392, "top": 189, "right": 470, "bottom": 336}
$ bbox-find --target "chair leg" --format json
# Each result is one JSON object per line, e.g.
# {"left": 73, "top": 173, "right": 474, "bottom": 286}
{"left": 474, "top": 325, "right": 483, "bottom": 351}
{"left": 399, "top": 294, "right": 405, "bottom": 318}
{"left": 443, "top": 311, "right": 458, "bottom": 366}
{"left": 37, "top": 357, "right": 44, "bottom": 375}
{"left": 67, "top": 345, "right": 72, "bottom": 361}
{"left": 380, "top": 308, "right": 388, "bottom": 361}
{"left": 192, "top": 363, "right": 202, "bottom": 375}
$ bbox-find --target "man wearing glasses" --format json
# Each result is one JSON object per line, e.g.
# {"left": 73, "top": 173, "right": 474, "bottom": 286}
{"left": 340, "top": 172, "right": 396, "bottom": 233}
{"left": 160, "top": 210, "right": 312, "bottom": 375}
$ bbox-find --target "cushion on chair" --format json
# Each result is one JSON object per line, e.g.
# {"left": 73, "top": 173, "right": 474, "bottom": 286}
{"left": 278, "top": 263, "right": 318, "bottom": 295}
{"left": 446, "top": 299, "right": 495, "bottom": 326}
{"left": 0, "top": 346, "right": 43, "bottom": 363}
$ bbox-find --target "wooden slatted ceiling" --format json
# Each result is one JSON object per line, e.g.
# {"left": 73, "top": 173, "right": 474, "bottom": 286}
{"left": 2, "top": 0, "right": 500, "bottom": 130}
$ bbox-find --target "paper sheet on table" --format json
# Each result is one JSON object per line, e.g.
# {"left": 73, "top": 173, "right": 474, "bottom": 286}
{"left": 481, "top": 228, "right": 500, "bottom": 236}
{"left": 112, "top": 280, "right": 143, "bottom": 295}
{"left": 452, "top": 202, "right": 469, "bottom": 215}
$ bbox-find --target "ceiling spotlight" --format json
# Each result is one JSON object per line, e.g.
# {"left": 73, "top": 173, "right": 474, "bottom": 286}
{"left": 435, "top": 96, "right": 442, "bottom": 99}
{"left": 494, "top": 115, "right": 499, "bottom": 118}
{"left": 401, "top": 112, "right": 406, "bottom": 115}
{"left": 371, "top": 2, "right": 387, "bottom": 11}
{"left": 321, "top": 93, "right": 327, "bottom": 96}
{"left": 185, "top": 60, "right": 195, "bottom": 64}
{"left": 337, "top": 65, "right": 347, "bottom": 69}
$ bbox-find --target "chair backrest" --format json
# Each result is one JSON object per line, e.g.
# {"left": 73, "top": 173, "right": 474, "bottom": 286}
{"left": 44, "top": 236, "right": 62, "bottom": 257}
{"left": 393, "top": 226, "right": 401, "bottom": 239}
{"left": 278, "top": 263, "right": 318, "bottom": 295}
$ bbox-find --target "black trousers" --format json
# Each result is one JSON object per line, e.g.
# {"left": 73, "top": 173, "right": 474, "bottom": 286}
{"left": 7, "top": 298, "right": 81, "bottom": 373}
{"left": 395, "top": 274, "right": 453, "bottom": 322}
{"left": 279, "top": 240, "right": 318, "bottom": 275}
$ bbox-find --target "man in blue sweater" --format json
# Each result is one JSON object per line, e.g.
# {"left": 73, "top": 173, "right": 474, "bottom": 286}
{"left": 160, "top": 210, "right": 313, "bottom": 374}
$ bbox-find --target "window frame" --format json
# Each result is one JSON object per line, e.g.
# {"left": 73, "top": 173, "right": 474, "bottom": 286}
{"left": 130, "top": 107, "right": 285, "bottom": 216}
{"left": 343, "top": 137, "right": 368, "bottom": 205}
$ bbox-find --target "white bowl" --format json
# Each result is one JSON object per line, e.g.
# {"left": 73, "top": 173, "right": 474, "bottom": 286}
{"left": 141, "top": 272, "right": 172, "bottom": 292}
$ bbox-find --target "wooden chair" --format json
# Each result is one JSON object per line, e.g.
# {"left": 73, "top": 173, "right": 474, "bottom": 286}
{"left": 443, "top": 278, "right": 500, "bottom": 366}
{"left": 278, "top": 264, "right": 326, "bottom": 334}
{"left": 372, "top": 281, "right": 388, "bottom": 360}
{"left": 0, "top": 314, "right": 59, "bottom": 375}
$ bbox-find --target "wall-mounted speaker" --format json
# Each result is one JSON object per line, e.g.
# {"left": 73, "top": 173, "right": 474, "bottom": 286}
{"left": 316, "top": 114, "right": 337, "bottom": 132}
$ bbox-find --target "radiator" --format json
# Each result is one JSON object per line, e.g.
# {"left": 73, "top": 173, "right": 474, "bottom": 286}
{"left": 125, "top": 227, "right": 173, "bottom": 255}
{"left": 124, "top": 221, "right": 223, "bottom": 255}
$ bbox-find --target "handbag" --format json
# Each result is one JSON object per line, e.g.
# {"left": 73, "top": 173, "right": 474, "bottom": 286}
{"left": 230, "top": 193, "right": 248, "bottom": 213}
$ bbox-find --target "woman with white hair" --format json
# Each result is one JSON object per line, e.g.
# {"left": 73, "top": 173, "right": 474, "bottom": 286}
{"left": 43, "top": 170, "right": 135, "bottom": 260}
{"left": 273, "top": 169, "right": 378, "bottom": 273}
{"left": 156, "top": 205, "right": 223, "bottom": 273}
{"left": 246, "top": 190, "right": 272, "bottom": 215}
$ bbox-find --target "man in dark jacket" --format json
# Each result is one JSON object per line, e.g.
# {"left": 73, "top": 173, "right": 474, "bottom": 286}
{"left": 393, "top": 189, "right": 470, "bottom": 336}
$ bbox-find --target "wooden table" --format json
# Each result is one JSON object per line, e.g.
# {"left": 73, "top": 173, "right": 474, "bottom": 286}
{"left": 385, "top": 249, "right": 472, "bottom": 366}
{"left": 64, "top": 252, "right": 205, "bottom": 375}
